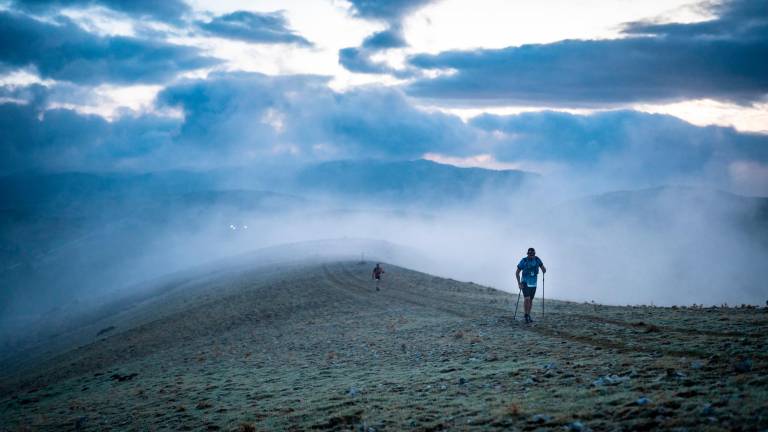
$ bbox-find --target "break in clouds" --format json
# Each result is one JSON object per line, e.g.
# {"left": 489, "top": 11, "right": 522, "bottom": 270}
{"left": 1, "top": 0, "right": 767, "bottom": 343}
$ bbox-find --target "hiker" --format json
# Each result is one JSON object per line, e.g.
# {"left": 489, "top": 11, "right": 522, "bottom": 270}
{"left": 516, "top": 247, "right": 546, "bottom": 323}
{"left": 372, "top": 263, "right": 385, "bottom": 291}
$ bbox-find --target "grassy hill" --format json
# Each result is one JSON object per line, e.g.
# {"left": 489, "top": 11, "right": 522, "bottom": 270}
{"left": 1, "top": 260, "right": 765, "bottom": 431}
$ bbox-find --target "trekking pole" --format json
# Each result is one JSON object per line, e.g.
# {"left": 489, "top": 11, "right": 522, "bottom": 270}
{"left": 513, "top": 283, "right": 522, "bottom": 320}
{"left": 542, "top": 272, "right": 545, "bottom": 320}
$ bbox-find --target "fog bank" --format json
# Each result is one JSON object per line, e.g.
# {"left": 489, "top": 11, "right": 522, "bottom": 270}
{"left": 1, "top": 167, "right": 766, "bottom": 349}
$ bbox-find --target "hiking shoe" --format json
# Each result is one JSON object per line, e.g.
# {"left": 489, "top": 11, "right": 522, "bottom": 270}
{"left": 524, "top": 315, "right": 531, "bottom": 324}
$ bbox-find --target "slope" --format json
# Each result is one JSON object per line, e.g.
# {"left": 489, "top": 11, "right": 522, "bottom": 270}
{"left": 0, "top": 261, "right": 766, "bottom": 431}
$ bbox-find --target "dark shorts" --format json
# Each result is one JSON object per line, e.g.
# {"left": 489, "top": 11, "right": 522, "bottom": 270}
{"left": 521, "top": 283, "right": 536, "bottom": 298}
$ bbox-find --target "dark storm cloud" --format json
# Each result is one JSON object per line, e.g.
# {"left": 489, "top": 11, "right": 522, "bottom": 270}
{"left": 196, "top": 11, "right": 312, "bottom": 46}
{"left": 406, "top": 0, "right": 768, "bottom": 106}
{"left": 11, "top": 0, "right": 191, "bottom": 22}
{"left": 0, "top": 11, "right": 219, "bottom": 85}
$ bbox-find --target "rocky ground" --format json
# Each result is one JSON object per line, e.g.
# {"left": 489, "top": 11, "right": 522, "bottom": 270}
{"left": 1, "top": 260, "right": 766, "bottom": 431}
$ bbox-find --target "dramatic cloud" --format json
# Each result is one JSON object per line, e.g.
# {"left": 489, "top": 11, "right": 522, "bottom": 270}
{"left": 406, "top": 0, "right": 768, "bottom": 106}
{"left": 0, "top": 11, "right": 218, "bottom": 85}
{"left": 3, "top": 72, "right": 767, "bottom": 195}
{"left": 1, "top": 73, "right": 477, "bottom": 172}
{"left": 158, "top": 72, "right": 473, "bottom": 161}
{"left": 11, "top": 0, "right": 190, "bottom": 22}
{"left": 472, "top": 110, "right": 768, "bottom": 193}
{"left": 196, "top": 11, "right": 311, "bottom": 46}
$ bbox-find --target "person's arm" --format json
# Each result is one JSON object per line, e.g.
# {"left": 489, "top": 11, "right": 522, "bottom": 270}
{"left": 515, "top": 267, "right": 522, "bottom": 287}
{"left": 540, "top": 264, "right": 546, "bottom": 273}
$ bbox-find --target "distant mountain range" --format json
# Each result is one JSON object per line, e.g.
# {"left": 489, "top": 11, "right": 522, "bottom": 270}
{"left": 294, "top": 159, "right": 533, "bottom": 204}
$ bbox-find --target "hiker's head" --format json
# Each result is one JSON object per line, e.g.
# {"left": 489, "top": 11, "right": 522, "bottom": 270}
{"left": 527, "top": 248, "right": 535, "bottom": 256}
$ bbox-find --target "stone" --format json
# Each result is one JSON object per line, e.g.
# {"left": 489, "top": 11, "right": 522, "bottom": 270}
{"left": 592, "top": 374, "right": 629, "bottom": 386}
{"left": 636, "top": 396, "right": 651, "bottom": 406}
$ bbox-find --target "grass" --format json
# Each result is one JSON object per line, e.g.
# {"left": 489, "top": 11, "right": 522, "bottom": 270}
{"left": 0, "top": 260, "right": 766, "bottom": 431}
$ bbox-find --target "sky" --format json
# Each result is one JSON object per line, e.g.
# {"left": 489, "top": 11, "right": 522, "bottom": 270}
{"left": 0, "top": 0, "right": 767, "bottom": 194}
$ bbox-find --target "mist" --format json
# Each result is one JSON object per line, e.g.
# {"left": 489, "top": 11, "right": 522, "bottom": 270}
{"left": 2, "top": 65, "right": 768, "bottom": 353}
{"left": 2, "top": 161, "right": 765, "bottom": 351}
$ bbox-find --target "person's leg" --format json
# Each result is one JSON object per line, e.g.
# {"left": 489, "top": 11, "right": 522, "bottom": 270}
{"left": 522, "top": 284, "right": 537, "bottom": 322}
{"left": 523, "top": 297, "right": 531, "bottom": 323}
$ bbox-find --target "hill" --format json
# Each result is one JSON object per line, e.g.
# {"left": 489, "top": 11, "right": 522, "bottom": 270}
{"left": 0, "top": 171, "right": 308, "bottom": 325}
{"left": 1, "top": 260, "right": 765, "bottom": 431}
{"left": 295, "top": 159, "right": 533, "bottom": 205}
